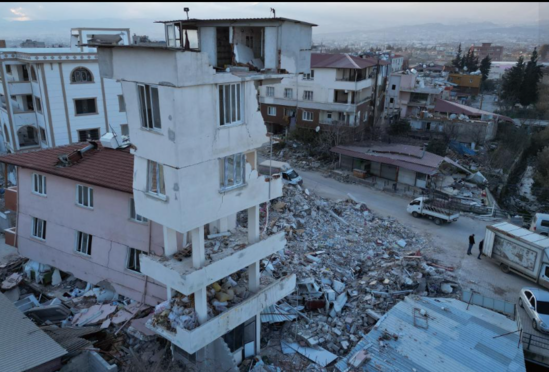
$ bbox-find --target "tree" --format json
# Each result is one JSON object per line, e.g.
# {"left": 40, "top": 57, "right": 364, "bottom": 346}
{"left": 540, "top": 44, "right": 549, "bottom": 62}
{"left": 452, "top": 43, "right": 462, "bottom": 69}
{"left": 500, "top": 55, "right": 525, "bottom": 107}
{"left": 426, "top": 138, "right": 448, "bottom": 156}
{"left": 463, "top": 49, "right": 479, "bottom": 72}
{"left": 520, "top": 47, "right": 544, "bottom": 107}
{"left": 388, "top": 119, "right": 411, "bottom": 136}
{"left": 480, "top": 55, "right": 492, "bottom": 82}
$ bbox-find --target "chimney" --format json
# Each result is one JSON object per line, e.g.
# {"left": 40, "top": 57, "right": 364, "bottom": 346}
{"left": 57, "top": 141, "right": 98, "bottom": 167}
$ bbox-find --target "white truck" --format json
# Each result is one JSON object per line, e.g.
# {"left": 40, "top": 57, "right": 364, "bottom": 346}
{"left": 258, "top": 160, "right": 303, "bottom": 186}
{"left": 406, "top": 196, "right": 460, "bottom": 225}
{"left": 484, "top": 222, "right": 549, "bottom": 289}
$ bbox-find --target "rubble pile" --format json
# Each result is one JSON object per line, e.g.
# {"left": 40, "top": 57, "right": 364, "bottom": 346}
{"left": 257, "top": 185, "right": 460, "bottom": 366}
{"left": 259, "top": 139, "right": 331, "bottom": 171}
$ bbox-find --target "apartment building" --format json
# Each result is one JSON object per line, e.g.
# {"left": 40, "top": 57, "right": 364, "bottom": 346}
{"left": 448, "top": 72, "right": 482, "bottom": 97}
{"left": 0, "top": 138, "right": 167, "bottom": 306}
{"left": 260, "top": 53, "right": 388, "bottom": 134}
{"left": 385, "top": 71, "right": 444, "bottom": 119}
{"left": 96, "top": 16, "right": 314, "bottom": 369}
{"left": 0, "top": 28, "right": 130, "bottom": 153}
{"left": 470, "top": 42, "right": 503, "bottom": 61}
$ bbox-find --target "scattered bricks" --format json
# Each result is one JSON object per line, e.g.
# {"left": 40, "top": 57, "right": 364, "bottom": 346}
{"left": 341, "top": 340, "right": 350, "bottom": 350}
{"left": 332, "top": 328, "right": 342, "bottom": 336}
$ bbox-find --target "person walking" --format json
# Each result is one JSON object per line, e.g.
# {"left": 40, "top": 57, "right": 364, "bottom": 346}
{"left": 478, "top": 239, "right": 484, "bottom": 260}
{"left": 467, "top": 234, "right": 475, "bottom": 255}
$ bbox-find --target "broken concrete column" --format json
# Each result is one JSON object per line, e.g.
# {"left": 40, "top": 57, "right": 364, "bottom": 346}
{"left": 195, "top": 287, "right": 208, "bottom": 325}
{"left": 248, "top": 262, "right": 260, "bottom": 293}
{"left": 163, "top": 226, "right": 178, "bottom": 257}
{"left": 192, "top": 225, "right": 205, "bottom": 269}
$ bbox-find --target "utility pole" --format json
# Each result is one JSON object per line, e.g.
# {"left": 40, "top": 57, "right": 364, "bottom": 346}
{"left": 370, "top": 55, "right": 381, "bottom": 140}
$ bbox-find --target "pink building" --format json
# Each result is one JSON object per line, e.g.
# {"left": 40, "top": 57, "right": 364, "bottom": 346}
{"left": 0, "top": 141, "right": 168, "bottom": 306}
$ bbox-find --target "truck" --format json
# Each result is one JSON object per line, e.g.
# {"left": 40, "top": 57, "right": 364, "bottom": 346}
{"left": 406, "top": 196, "right": 460, "bottom": 225}
{"left": 484, "top": 222, "right": 549, "bottom": 289}
{"left": 258, "top": 160, "right": 303, "bottom": 186}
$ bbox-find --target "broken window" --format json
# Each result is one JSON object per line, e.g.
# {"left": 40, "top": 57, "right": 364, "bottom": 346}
{"left": 31, "top": 217, "right": 46, "bottom": 240}
{"left": 127, "top": 248, "right": 147, "bottom": 273}
{"left": 118, "top": 95, "right": 126, "bottom": 112}
{"left": 284, "top": 88, "right": 293, "bottom": 99}
{"left": 218, "top": 83, "right": 243, "bottom": 126}
{"left": 267, "top": 106, "right": 276, "bottom": 116}
{"left": 74, "top": 98, "right": 97, "bottom": 115}
{"left": 130, "top": 198, "right": 148, "bottom": 223}
{"left": 75, "top": 231, "right": 92, "bottom": 256}
{"left": 138, "top": 84, "right": 161, "bottom": 130}
{"left": 303, "top": 70, "right": 314, "bottom": 80}
{"left": 221, "top": 153, "right": 246, "bottom": 191}
{"left": 266, "top": 87, "right": 275, "bottom": 97}
{"left": 147, "top": 160, "right": 166, "bottom": 197}
{"left": 71, "top": 68, "right": 93, "bottom": 83}
{"left": 303, "top": 91, "right": 313, "bottom": 101}
{"left": 35, "top": 96, "right": 42, "bottom": 113}
{"left": 78, "top": 128, "right": 100, "bottom": 142}
{"left": 76, "top": 184, "right": 94, "bottom": 208}
{"left": 302, "top": 111, "right": 313, "bottom": 121}
{"left": 32, "top": 173, "right": 46, "bottom": 196}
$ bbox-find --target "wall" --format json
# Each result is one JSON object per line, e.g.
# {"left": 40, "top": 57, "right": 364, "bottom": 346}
{"left": 16, "top": 168, "right": 166, "bottom": 305}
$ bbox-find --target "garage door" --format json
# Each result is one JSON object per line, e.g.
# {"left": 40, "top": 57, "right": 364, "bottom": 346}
{"left": 370, "top": 161, "right": 381, "bottom": 176}
{"left": 398, "top": 168, "right": 416, "bottom": 186}
{"left": 380, "top": 164, "right": 398, "bottom": 181}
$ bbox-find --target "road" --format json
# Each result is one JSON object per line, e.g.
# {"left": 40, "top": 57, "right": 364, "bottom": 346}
{"left": 295, "top": 167, "right": 534, "bottom": 304}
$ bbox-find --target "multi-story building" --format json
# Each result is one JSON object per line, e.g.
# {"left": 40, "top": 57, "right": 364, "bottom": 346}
{"left": 448, "top": 72, "right": 482, "bottom": 97}
{"left": 96, "top": 16, "right": 313, "bottom": 369}
{"left": 0, "top": 28, "right": 130, "bottom": 153}
{"left": 260, "top": 53, "right": 388, "bottom": 134}
{"left": 470, "top": 42, "right": 503, "bottom": 61}
{"left": 0, "top": 138, "right": 167, "bottom": 305}
{"left": 385, "top": 72, "right": 444, "bottom": 119}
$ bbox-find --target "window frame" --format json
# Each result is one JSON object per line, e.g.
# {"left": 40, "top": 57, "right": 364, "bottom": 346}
{"left": 266, "top": 86, "right": 275, "bottom": 97}
{"left": 118, "top": 95, "right": 126, "bottom": 112}
{"left": 146, "top": 160, "right": 166, "bottom": 199}
{"left": 129, "top": 198, "right": 149, "bottom": 223}
{"left": 126, "top": 247, "right": 147, "bottom": 274}
{"left": 137, "top": 84, "right": 162, "bottom": 130}
{"left": 76, "top": 184, "right": 94, "bottom": 209}
{"left": 75, "top": 231, "right": 92, "bottom": 256}
{"left": 73, "top": 98, "right": 98, "bottom": 116}
{"left": 303, "top": 90, "right": 313, "bottom": 101}
{"left": 77, "top": 128, "right": 100, "bottom": 142}
{"left": 302, "top": 111, "right": 313, "bottom": 122}
{"left": 32, "top": 173, "right": 47, "bottom": 196}
{"left": 34, "top": 96, "right": 42, "bottom": 114}
{"left": 220, "top": 153, "right": 247, "bottom": 192}
{"left": 218, "top": 83, "right": 244, "bottom": 127}
{"left": 120, "top": 124, "right": 129, "bottom": 136}
{"left": 40, "top": 127, "right": 47, "bottom": 144}
{"left": 284, "top": 88, "right": 293, "bottom": 99}
{"left": 267, "top": 106, "right": 276, "bottom": 116}
{"left": 31, "top": 217, "right": 47, "bottom": 241}
{"left": 70, "top": 67, "right": 94, "bottom": 84}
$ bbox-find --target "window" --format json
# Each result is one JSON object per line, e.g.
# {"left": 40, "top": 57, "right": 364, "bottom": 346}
{"left": 74, "top": 98, "right": 97, "bottom": 115}
{"left": 130, "top": 198, "right": 148, "bottom": 223}
{"left": 120, "top": 124, "right": 129, "bottom": 136}
{"left": 22, "top": 65, "right": 29, "bottom": 81}
{"left": 542, "top": 220, "right": 549, "bottom": 228}
{"left": 391, "top": 84, "right": 396, "bottom": 90}
{"left": 363, "top": 111, "right": 368, "bottom": 122}
{"left": 35, "top": 97, "right": 42, "bottom": 113}
{"left": 221, "top": 153, "right": 246, "bottom": 191}
{"left": 303, "top": 70, "right": 314, "bottom": 80}
{"left": 266, "top": 87, "right": 275, "bottom": 97}
{"left": 30, "top": 66, "right": 37, "bottom": 81}
{"left": 267, "top": 106, "right": 276, "bottom": 116}
{"left": 78, "top": 128, "right": 100, "bottom": 142}
{"left": 303, "top": 91, "right": 313, "bottom": 101}
{"left": 284, "top": 108, "right": 295, "bottom": 117}
{"left": 118, "top": 95, "right": 126, "bottom": 112}
{"left": 6, "top": 65, "right": 12, "bottom": 74}
{"left": 4, "top": 125, "right": 10, "bottom": 145}
{"left": 127, "top": 248, "right": 147, "bottom": 273}
{"left": 218, "top": 83, "right": 243, "bottom": 126}
{"left": 302, "top": 111, "right": 313, "bottom": 121}
{"left": 71, "top": 67, "right": 93, "bottom": 83}
{"left": 76, "top": 185, "right": 94, "bottom": 208}
{"left": 326, "top": 112, "right": 332, "bottom": 119}
{"left": 31, "top": 217, "right": 46, "bottom": 240}
{"left": 389, "top": 98, "right": 394, "bottom": 104}
{"left": 138, "top": 84, "right": 162, "bottom": 130}
{"left": 147, "top": 160, "right": 166, "bottom": 197}
{"left": 284, "top": 88, "right": 293, "bottom": 99}
{"left": 32, "top": 173, "right": 46, "bottom": 196}
{"left": 40, "top": 127, "right": 46, "bottom": 144}
{"left": 75, "top": 231, "right": 92, "bottom": 256}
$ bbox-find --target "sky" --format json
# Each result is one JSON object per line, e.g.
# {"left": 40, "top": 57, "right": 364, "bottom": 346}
{"left": 1, "top": 2, "right": 546, "bottom": 35}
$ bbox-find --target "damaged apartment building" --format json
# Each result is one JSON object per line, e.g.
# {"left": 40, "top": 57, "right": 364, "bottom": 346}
{"left": 0, "top": 28, "right": 131, "bottom": 153}
{"left": 94, "top": 16, "right": 314, "bottom": 370}
{"left": 259, "top": 53, "right": 389, "bottom": 134}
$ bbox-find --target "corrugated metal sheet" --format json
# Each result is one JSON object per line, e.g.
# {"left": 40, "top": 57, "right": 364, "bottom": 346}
{"left": 261, "top": 303, "right": 299, "bottom": 324}
{"left": 41, "top": 325, "right": 102, "bottom": 356}
{"left": 338, "top": 296, "right": 525, "bottom": 372}
{"left": 155, "top": 17, "right": 318, "bottom": 27}
{"left": 0, "top": 292, "right": 68, "bottom": 372}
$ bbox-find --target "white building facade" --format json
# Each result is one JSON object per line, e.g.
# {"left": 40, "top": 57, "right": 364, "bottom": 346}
{"left": 0, "top": 28, "right": 130, "bottom": 153}
{"left": 97, "top": 17, "right": 314, "bottom": 370}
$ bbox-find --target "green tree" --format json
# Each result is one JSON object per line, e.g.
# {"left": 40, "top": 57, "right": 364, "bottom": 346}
{"left": 501, "top": 55, "right": 525, "bottom": 107}
{"left": 426, "top": 138, "right": 448, "bottom": 156}
{"left": 479, "top": 55, "right": 492, "bottom": 82}
{"left": 463, "top": 49, "right": 479, "bottom": 72}
{"left": 452, "top": 43, "right": 462, "bottom": 69}
{"left": 519, "top": 47, "right": 544, "bottom": 107}
{"left": 388, "top": 119, "right": 411, "bottom": 136}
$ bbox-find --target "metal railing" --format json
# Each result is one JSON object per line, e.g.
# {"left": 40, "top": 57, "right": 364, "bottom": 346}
{"left": 523, "top": 332, "right": 549, "bottom": 351}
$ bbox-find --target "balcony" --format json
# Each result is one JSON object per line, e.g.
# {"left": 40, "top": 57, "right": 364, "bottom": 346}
{"left": 7, "top": 81, "right": 33, "bottom": 96}
{"left": 13, "top": 112, "right": 38, "bottom": 128}
{"left": 140, "top": 231, "right": 286, "bottom": 296}
{"left": 331, "top": 78, "right": 372, "bottom": 91}
{"left": 5, "top": 186, "right": 17, "bottom": 212}
{"left": 146, "top": 274, "right": 296, "bottom": 354}
{"left": 4, "top": 227, "right": 16, "bottom": 247}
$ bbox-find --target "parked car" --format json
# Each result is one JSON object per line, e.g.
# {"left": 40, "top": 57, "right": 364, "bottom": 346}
{"left": 530, "top": 213, "right": 549, "bottom": 236}
{"left": 519, "top": 287, "right": 549, "bottom": 333}
{"left": 406, "top": 197, "right": 460, "bottom": 225}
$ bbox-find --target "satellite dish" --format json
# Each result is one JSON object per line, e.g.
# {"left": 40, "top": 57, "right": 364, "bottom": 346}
{"left": 423, "top": 64, "right": 427, "bottom": 68}
{"left": 315, "top": 126, "right": 320, "bottom": 133}
{"left": 463, "top": 66, "right": 468, "bottom": 71}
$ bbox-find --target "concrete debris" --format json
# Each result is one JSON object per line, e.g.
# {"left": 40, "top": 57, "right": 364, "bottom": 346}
{"left": 281, "top": 340, "right": 338, "bottom": 367}
{"left": 1, "top": 272, "right": 22, "bottom": 290}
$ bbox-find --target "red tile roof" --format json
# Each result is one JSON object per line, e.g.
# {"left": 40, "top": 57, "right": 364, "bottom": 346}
{"left": 0, "top": 142, "right": 133, "bottom": 194}
{"left": 311, "top": 53, "right": 388, "bottom": 69}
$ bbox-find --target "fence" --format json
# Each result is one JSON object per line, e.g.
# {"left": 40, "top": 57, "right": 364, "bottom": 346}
{"left": 461, "top": 290, "right": 516, "bottom": 318}
{"left": 523, "top": 332, "right": 549, "bottom": 352}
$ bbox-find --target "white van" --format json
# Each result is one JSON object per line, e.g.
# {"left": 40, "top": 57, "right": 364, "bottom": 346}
{"left": 530, "top": 213, "right": 549, "bottom": 236}
{"left": 258, "top": 160, "right": 303, "bottom": 186}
